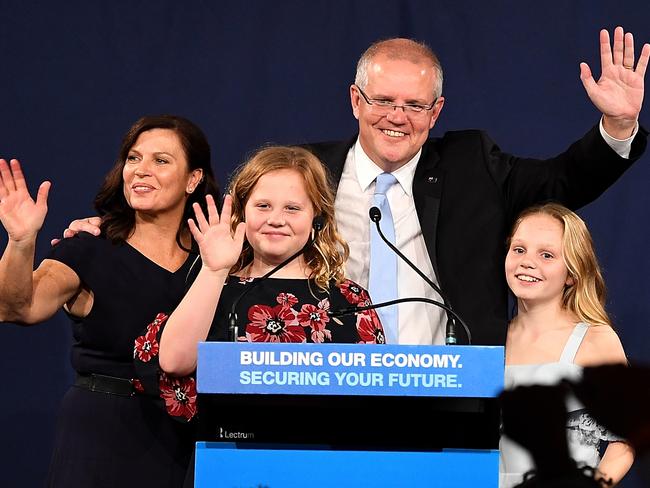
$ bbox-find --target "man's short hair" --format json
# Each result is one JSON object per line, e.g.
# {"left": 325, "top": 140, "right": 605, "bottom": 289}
{"left": 354, "top": 38, "right": 443, "bottom": 99}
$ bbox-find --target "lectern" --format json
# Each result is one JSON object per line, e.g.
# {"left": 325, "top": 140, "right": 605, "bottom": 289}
{"left": 194, "top": 343, "right": 503, "bottom": 487}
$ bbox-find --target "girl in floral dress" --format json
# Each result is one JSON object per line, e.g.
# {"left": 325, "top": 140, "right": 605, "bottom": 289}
{"left": 499, "top": 203, "right": 634, "bottom": 487}
{"left": 133, "top": 146, "right": 384, "bottom": 424}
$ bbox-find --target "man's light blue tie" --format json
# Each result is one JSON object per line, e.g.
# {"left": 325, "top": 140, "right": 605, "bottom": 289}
{"left": 368, "top": 172, "right": 399, "bottom": 343}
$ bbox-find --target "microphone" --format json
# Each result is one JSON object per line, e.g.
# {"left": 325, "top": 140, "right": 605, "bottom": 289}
{"left": 366, "top": 206, "right": 471, "bottom": 345}
{"left": 227, "top": 215, "right": 325, "bottom": 341}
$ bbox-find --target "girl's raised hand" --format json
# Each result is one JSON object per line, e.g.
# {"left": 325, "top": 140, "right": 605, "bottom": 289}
{"left": 188, "top": 194, "right": 245, "bottom": 273}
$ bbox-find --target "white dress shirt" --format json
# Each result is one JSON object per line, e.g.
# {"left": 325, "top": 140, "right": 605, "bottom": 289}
{"left": 335, "top": 142, "right": 446, "bottom": 345}
{"left": 599, "top": 117, "right": 638, "bottom": 158}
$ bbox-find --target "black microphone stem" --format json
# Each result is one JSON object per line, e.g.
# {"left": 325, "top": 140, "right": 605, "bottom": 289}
{"left": 372, "top": 215, "right": 447, "bottom": 302}
{"left": 328, "top": 297, "right": 470, "bottom": 336}
{"left": 369, "top": 207, "right": 471, "bottom": 345}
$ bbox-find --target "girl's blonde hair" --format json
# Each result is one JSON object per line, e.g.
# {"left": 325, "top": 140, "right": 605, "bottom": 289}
{"left": 509, "top": 203, "right": 611, "bottom": 327}
{"left": 228, "top": 146, "right": 349, "bottom": 291}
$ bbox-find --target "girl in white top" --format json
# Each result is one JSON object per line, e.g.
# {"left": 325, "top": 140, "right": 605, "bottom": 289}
{"left": 500, "top": 203, "right": 634, "bottom": 486}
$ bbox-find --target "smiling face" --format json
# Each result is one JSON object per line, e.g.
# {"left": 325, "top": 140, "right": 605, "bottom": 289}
{"left": 351, "top": 54, "right": 444, "bottom": 172}
{"left": 122, "top": 128, "right": 202, "bottom": 218}
{"left": 505, "top": 213, "right": 574, "bottom": 307}
{"left": 244, "top": 169, "right": 315, "bottom": 268}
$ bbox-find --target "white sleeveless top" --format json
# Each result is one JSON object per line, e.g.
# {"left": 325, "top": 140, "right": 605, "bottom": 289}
{"left": 499, "top": 323, "right": 618, "bottom": 488}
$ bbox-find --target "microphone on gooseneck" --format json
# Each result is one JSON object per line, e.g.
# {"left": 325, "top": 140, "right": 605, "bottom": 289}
{"left": 227, "top": 216, "right": 325, "bottom": 341}
{"left": 367, "top": 206, "right": 471, "bottom": 345}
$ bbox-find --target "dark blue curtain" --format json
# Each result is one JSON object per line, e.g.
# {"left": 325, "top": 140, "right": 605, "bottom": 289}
{"left": 1, "top": 1, "right": 648, "bottom": 485}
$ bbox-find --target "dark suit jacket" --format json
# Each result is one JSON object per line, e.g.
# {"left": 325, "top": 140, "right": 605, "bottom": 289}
{"left": 307, "top": 125, "right": 647, "bottom": 345}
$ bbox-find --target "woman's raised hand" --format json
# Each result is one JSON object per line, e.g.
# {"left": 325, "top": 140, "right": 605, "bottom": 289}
{"left": 188, "top": 194, "right": 246, "bottom": 273}
{"left": 0, "top": 159, "right": 51, "bottom": 243}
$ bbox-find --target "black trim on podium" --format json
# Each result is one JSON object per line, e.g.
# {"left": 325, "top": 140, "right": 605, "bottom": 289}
{"left": 197, "top": 393, "right": 500, "bottom": 451}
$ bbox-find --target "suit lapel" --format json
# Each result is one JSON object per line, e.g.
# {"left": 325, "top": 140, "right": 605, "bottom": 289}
{"left": 413, "top": 140, "right": 443, "bottom": 281}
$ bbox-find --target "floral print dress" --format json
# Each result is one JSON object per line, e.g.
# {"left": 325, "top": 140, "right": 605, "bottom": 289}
{"left": 133, "top": 277, "right": 384, "bottom": 423}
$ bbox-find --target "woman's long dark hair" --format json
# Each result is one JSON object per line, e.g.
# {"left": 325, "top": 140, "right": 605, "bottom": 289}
{"left": 94, "top": 115, "right": 220, "bottom": 251}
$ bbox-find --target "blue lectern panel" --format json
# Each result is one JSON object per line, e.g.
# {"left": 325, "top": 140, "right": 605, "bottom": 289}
{"left": 197, "top": 343, "right": 504, "bottom": 398}
{"left": 194, "top": 344, "right": 503, "bottom": 485}
{"left": 195, "top": 442, "right": 499, "bottom": 488}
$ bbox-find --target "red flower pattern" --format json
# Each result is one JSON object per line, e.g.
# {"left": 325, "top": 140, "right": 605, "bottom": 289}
{"left": 245, "top": 304, "right": 306, "bottom": 342}
{"left": 297, "top": 303, "right": 331, "bottom": 343}
{"left": 339, "top": 279, "right": 369, "bottom": 305}
{"left": 159, "top": 372, "right": 197, "bottom": 421}
{"left": 133, "top": 279, "right": 382, "bottom": 424}
{"left": 317, "top": 298, "right": 330, "bottom": 311}
{"left": 312, "top": 329, "right": 332, "bottom": 343}
{"left": 147, "top": 312, "right": 168, "bottom": 336}
{"left": 132, "top": 379, "right": 145, "bottom": 393}
{"left": 356, "top": 309, "right": 385, "bottom": 344}
{"left": 276, "top": 292, "right": 298, "bottom": 308}
{"left": 133, "top": 329, "right": 159, "bottom": 362}
{"left": 131, "top": 312, "right": 197, "bottom": 423}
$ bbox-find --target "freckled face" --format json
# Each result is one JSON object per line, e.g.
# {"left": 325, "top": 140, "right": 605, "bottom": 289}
{"left": 244, "top": 169, "right": 315, "bottom": 266}
{"left": 505, "top": 214, "right": 573, "bottom": 306}
{"left": 122, "top": 128, "right": 202, "bottom": 217}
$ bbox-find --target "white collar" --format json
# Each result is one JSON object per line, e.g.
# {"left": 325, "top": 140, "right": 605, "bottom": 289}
{"left": 353, "top": 140, "right": 420, "bottom": 196}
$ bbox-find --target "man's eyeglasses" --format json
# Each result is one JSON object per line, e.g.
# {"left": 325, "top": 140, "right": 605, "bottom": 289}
{"left": 355, "top": 85, "right": 437, "bottom": 116}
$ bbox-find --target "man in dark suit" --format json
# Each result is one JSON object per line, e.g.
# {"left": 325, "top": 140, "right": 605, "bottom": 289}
{"left": 306, "top": 28, "right": 648, "bottom": 346}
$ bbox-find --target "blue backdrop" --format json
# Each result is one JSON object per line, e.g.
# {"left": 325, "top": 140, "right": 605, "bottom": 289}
{"left": 1, "top": 1, "right": 648, "bottom": 486}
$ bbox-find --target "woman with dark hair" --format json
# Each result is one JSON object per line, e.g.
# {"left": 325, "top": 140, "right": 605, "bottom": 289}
{"left": 0, "top": 115, "right": 219, "bottom": 487}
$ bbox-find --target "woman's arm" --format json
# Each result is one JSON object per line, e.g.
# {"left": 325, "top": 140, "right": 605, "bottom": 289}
{"left": 1, "top": 258, "right": 83, "bottom": 324}
{"left": 0, "top": 159, "right": 81, "bottom": 323}
{"left": 159, "top": 195, "right": 245, "bottom": 376}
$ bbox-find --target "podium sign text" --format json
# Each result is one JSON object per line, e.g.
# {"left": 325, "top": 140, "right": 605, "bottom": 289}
{"left": 197, "top": 343, "right": 504, "bottom": 397}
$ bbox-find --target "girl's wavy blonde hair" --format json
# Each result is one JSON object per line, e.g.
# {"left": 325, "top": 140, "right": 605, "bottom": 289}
{"left": 228, "top": 146, "right": 349, "bottom": 291}
{"left": 509, "top": 203, "right": 611, "bottom": 327}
